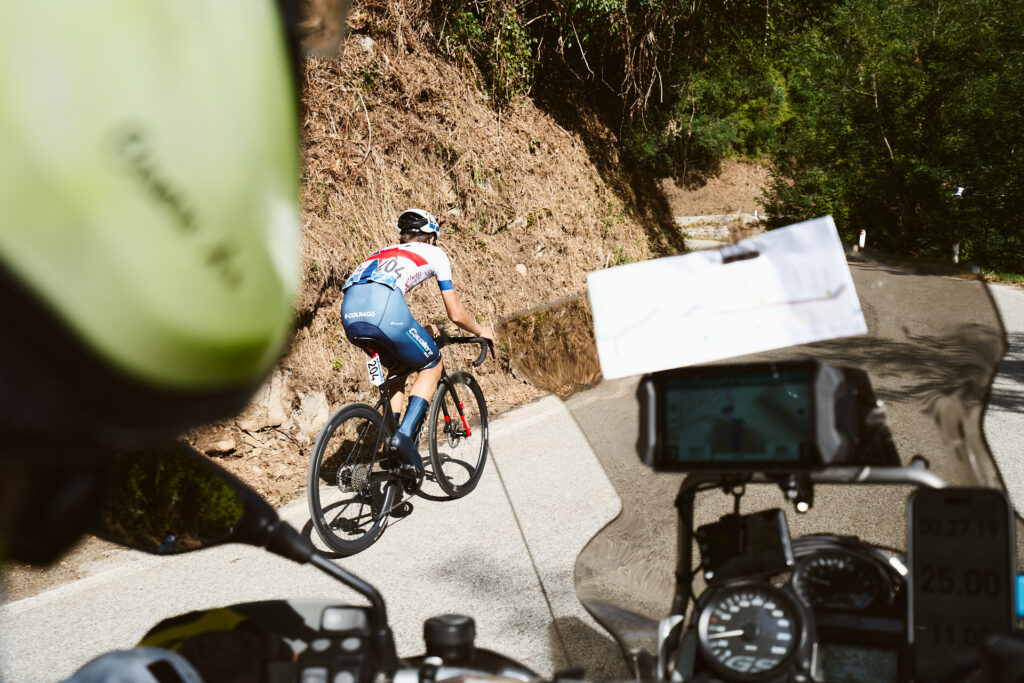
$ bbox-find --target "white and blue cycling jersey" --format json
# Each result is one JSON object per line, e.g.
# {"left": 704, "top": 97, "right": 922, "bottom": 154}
{"left": 341, "top": 242, "right": 454, "bottom": 372}
{"left": 342, "top": 242, "right": 453, "bottom": 295}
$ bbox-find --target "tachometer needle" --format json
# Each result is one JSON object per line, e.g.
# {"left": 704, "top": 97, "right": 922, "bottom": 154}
{"left": 708, "top": 630, "right": 745, "bottom": 639}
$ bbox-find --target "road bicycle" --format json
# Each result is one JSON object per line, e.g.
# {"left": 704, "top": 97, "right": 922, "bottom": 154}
{"left": 307, "top": 330, "right": 494, "bottom": 556}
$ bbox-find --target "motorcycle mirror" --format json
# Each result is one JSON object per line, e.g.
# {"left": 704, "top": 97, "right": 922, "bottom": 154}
{"left": 90, "top": 442, "right": 400, "bottom": 673}
{"left": 90, "top": 442, "right": 275, "bottom": 555}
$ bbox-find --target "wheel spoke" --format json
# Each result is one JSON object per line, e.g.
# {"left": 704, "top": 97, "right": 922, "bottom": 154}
{"left": 332, "top": 510, "right": 375, "bottom": 531}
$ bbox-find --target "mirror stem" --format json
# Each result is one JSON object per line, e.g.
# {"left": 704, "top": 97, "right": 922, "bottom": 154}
{"left": 309, "top": 551, "right": 399, "bottom": 673}
{"left": 264, "top": 520, "right": 399, "bottom": 672}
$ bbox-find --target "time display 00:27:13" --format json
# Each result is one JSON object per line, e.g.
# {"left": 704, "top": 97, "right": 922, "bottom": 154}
{"left": 916, "top": 517, "right": 1002, "bottom": 539}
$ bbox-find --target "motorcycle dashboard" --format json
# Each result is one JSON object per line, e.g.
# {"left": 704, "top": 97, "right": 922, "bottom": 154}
{"left": 812, "top": 641, "right": 900, "bottom": 682}
{"left": 791, "top": 549, "right": 895, "bottom": 613}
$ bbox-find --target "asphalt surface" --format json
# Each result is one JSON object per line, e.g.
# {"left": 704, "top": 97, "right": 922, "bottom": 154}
{"left": 2, "top": 272, "right": 1023, "bottom": 682}
{"left": 983, "top": 283, "right": 1024, "bottom": 513}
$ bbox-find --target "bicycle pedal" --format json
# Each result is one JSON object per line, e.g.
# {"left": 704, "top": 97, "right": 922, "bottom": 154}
{"left": 400, "top": 472, "right": 423, "bottom": 496}
{"left": 390, "top": 501, "right": 414, "bottom": 518}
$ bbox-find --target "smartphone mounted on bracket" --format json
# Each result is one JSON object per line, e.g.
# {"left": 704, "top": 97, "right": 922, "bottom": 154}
{"left": 908, "top": 487, "right": 1015, "bottom": 681}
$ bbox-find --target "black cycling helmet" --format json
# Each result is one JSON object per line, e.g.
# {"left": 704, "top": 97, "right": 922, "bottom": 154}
{"left": 396, "top": 208, "right": 441, "bottom": 238}
{"left": 0, "top": 1, "right": 303, "bottom": 455}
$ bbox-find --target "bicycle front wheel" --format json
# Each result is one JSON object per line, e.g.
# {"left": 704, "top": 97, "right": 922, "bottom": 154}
{"left": 307, "top": 404, "right": 398, "bottom": 556}
{"left": 427, "top": 371, "right": 489, "bottom": 498}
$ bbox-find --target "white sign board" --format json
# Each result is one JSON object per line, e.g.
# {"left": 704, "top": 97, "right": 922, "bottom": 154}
{"left": 587, "top": 216, "right": 867, "bottom": 379}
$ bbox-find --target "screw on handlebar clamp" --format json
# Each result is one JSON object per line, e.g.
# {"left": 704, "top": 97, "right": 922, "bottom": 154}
{"left": 726, "top": 483, "right": 746, "bottom": 516}
{"left": 778, "top": 473, "right": 814, "bottom": 513}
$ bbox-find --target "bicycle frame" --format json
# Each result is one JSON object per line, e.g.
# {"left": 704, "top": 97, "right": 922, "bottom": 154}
{"left": 367, "top": 332, "right": 492, "bottom": 458}
{"left": 349, "top": 332, "right": 493, "bottom": 483}
{"left": 368, "top": 366, "right": 462, "bottom": 459}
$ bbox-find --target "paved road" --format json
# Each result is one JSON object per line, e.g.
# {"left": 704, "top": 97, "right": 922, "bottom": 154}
{"left": 684, "top": 238, "right": 727, "bottom": 251}
{"left": 3, "top": 273, "right": 1023, "bottom": 682}
{"left": 983, "top": 283, "right": 1024, "bottom": 513}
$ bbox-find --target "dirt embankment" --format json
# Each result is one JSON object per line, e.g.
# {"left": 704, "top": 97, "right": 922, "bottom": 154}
{"left": 661, "top": 162, "right": 770, "bottom": 216}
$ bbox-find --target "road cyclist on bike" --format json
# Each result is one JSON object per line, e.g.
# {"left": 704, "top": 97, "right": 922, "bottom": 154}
{"left": 340, "top": 208, "right": 496, "bottom": 482}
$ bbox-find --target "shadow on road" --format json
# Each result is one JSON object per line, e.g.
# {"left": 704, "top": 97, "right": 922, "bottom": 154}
{"left": 550, "top": 616, "right": 631, "bottom": 679}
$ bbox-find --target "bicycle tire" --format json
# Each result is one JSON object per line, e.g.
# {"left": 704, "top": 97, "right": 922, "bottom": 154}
{"left": 307, "top": 403, "right": 398, "bottom": 556}
{"left": 427, "top": 371, "right": 489, "bottom": 498}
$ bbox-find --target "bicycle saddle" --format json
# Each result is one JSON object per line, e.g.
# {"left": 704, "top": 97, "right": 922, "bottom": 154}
{"left": 348, "top": 336, "right": 399, "bottom": 371}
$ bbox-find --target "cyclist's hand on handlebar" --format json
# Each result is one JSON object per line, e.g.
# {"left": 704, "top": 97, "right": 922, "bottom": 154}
{"left": 477, "top": 325, "right": 496, "bottom": 345}
{"left": 425, "top": 323, "right": 442, "bottom": 339}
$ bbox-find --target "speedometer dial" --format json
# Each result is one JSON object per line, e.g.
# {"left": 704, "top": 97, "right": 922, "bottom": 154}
{"left": 792, "top": 551, "right": 884, "bottom": 611}
{"left": 697, "top": 584, "right": 804, "bottom": 681}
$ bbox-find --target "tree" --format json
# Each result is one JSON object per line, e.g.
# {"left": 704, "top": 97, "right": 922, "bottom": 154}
{"left": 766, "top": 0, "right": 1024, "bottom": 269}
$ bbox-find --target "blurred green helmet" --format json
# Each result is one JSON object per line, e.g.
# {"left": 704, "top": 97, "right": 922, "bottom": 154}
{"left": 0, "top": 1, "right": 302, "bottom": 452}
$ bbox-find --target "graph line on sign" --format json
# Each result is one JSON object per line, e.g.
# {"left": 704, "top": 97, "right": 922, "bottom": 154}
{"left": 601, "top": 283, "right": 853, "bottom": 344}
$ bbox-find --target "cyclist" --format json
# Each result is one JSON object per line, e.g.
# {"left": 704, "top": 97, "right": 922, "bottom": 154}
{"left": 341, "top": 208, "right": 495, "bottom": 476}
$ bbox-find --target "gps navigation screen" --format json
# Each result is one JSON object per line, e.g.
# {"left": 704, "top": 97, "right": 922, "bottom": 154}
{"left": 661, "top": 369, "right": 814, "bottom": 465}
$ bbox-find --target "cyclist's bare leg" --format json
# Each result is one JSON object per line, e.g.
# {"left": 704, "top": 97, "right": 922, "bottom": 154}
{"left": 408, "top": 362, "right": 442, "bottom": 404}
{"left": 387, "top": 383, "right": 405, "bottom": 418}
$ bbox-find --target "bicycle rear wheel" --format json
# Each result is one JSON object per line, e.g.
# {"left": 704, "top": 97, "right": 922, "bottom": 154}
{"left": 307, "top": 404, "right": 398, "bottom": 556}
{"left": 427, "top": 371, "right": 488, "bottom": 498}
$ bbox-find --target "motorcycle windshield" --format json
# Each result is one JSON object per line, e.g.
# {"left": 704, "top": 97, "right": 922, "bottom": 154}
{"left": 499, "top": 252, "right": 1015, "bottom": 662}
